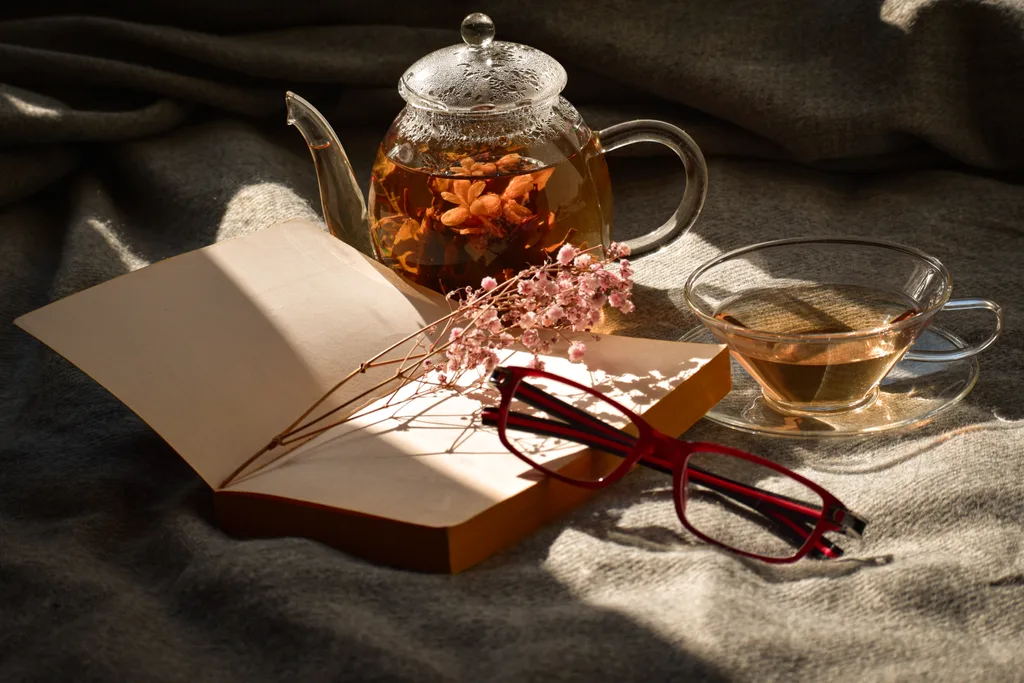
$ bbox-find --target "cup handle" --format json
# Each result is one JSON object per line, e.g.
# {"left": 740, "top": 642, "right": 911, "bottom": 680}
{"left": 597, "top": 119, "right": 709, "bottom": 256}
{"left": 904, "top": 298, "right": 1004, "bottom": 362}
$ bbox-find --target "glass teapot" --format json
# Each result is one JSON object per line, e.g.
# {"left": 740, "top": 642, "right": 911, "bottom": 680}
{"left": 286, "top": 13, "right": 707, "bottom": 293}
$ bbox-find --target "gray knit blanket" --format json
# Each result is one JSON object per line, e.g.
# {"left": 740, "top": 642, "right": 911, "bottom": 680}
{"left": 2, "top": 2, "right": 1023, "bottom": 681}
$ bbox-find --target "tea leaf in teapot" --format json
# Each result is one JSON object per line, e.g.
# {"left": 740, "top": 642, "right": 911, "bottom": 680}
{"left": 367, "top": 138, "right": 609, "bottom": 292}
{"left": 532, "top": 167, "right": 555, "bottom": 191}
{"left": 469, "top": 193, "right": 501, "bottom": 218}
{"left": 440, "top": 179, "right": 488, "bottom": 227}
{"left": 502, "top": 173, "right": 534, "bottom": 200}
{"left": 391, "top": 217, "right": 424, "bottom": 272}
{"left": 543, "top": 225, "right": 575, "bottom": 256}
{"left": 502, "top": 200, "right": 533, "bottom": 225}
{"left": 496, "top": 153, "right": 521, "bottom": 172}
{"left": 518, "top": 212, "right": 555, "bottom": 251}
{"left": 449, "top": 156, "right": 498, "bottom": 177}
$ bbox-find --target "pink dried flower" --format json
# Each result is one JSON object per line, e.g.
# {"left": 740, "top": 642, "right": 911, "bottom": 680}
{"left": 597, "top": 269, "right": 622, "bottom": 289}
{"left": 578, "top": 273, "right": 598, "bottom": 296}
{"left": 521, "top": 328, "right": 541, "bottom": 350}
{"left": 609, "top": 292, "right": 627, "bottom": 309}
{"left": 556, "top": 244, "right": 578, "bottom": 266}
{"left": 539, "top": 335, "right": 556, "bottom": 355}
{"left": 416, "top": 242, "right": 636, "bottom": 385}
{"left": 541, "top": 304, "right": 565, "bottom": 327}
{"left": 470, "top": 307, "right": 502, "bottom": 334}
{"left": 618, "top": 259, "right": 634, "bottom": 280}
{"left": 609, "top": 242, "right": 631, "bottom": 259}
{"left": 483, "top": 349, "right": 499, "bottom": 372}
{"left": 477, "top": 306, "right": 499, "bottom": 329}
{"left": 555, "top": 285, "right": 576, "bottom": 308}
{"left": 525, "top": 356, "right": 545, "bottom": 370}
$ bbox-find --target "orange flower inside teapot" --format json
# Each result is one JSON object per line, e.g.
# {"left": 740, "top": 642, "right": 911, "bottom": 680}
{"left": 287, "top": 13, "right": 708, "bottom": 293}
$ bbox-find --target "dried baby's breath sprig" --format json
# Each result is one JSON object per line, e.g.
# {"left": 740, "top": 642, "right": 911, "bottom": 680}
{"left": 434, "top": 241, "right": 634, "bottom": 379}
{"left": 225, "top": 242, "right": 634, "bottom": 487}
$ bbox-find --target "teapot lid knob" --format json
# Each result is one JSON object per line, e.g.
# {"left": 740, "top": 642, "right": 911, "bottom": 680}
{"left": 461, "top": 13, "right": 495, "bottom": 48}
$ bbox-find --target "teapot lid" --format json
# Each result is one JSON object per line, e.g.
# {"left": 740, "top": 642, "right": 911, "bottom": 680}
{"left": 398, "top": 13, "right": 567, "bottom": 113}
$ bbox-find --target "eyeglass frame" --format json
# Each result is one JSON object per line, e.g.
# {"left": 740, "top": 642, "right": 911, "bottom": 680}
{"left": 480, "top": 365, "right": 867, "bottom": 563}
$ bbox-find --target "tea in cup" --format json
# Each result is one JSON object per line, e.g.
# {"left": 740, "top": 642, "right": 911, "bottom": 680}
{"left": 683, "top": 238, "right": 1003, "bottom": 416}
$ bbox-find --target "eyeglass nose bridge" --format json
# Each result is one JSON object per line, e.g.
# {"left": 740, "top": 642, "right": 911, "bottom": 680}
{"left": 647, "top": 431, "right": 684, "bottom": 466}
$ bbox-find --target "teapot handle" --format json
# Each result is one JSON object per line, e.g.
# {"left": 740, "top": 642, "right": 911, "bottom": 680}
{"left": 597, "top": 120, "right": 708, "bottom": 256}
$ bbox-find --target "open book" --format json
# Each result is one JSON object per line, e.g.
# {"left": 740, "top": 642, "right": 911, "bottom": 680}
{"left": 15, "top": 220, "right": 730, "bottom": 572}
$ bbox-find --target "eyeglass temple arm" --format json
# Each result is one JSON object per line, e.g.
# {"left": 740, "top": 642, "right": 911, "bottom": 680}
{"left": 492, "top": 380, "right": 855, "bottom": 531}
{"left": 484, "top": 406, "right": 810, "bottom": 518}
{"left": 483, "top": 409, "right": 843, "bottom": 540}
{"left": 633, "top": 453, "right": 843, "bottom": 555}
{"left": 482, "top": 408, "right": 845, "bottom": 558}
{"left": 491, "top": 378, "right": 860, "bottom": 532}
{"left": 499, "top": 379, "right": 866, "bottom": 540}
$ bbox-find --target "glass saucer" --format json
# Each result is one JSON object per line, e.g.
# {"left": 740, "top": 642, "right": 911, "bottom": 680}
{"left": 679, "top": 324, "right": 979, "bottom": 438}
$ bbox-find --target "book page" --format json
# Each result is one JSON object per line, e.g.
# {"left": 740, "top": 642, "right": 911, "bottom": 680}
{"left": 15, "top": 220, "right": 451, "bottom": 488}
{"left": 226, "top": 335, "right": 726, "bottom": 528}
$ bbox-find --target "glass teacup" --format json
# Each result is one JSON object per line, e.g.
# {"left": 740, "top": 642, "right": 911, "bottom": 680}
{"left": 684, "top": 238, "right": 1003, "bottom": 416}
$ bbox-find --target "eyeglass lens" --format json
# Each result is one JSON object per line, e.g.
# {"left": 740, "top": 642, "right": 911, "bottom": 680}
{"left": 682, "top": 451, "right": 825, "bottom": 559}
{"left": 499, "top": 372, "right": 831, "bottom": 560}
{"left": 504, "top": 374, "right": 640, "bottom": 483}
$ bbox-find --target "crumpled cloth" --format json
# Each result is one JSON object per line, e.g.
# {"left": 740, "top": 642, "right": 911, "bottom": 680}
{"left": 2, "top": 2, "right": 1023, "bottom": 681}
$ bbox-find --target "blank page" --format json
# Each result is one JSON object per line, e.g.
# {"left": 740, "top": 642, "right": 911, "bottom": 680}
{"left": 228, "top": 335, "right": 725, "bottom": 528}
{"left": 16, "top": 220, "right": 450, "bottom": 487}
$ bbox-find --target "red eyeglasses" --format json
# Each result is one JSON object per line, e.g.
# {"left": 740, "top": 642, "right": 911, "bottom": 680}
{"left": 480, "top": 366, "right": 867, "bottom": 563}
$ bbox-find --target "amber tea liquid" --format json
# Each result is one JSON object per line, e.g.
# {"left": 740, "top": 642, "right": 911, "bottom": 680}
{"left": 368, "top": 139, "right": 611, "bottom": 292}
{"left": 714, "top": 284, "right": 921, "bottom": 412}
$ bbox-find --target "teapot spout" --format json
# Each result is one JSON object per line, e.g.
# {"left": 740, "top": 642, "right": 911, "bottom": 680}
{"left": 285, "top": 91, "right": 372, "bottom": 255}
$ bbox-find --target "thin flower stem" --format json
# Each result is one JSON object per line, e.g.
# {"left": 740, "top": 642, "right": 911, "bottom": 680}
{"left": 276, "top": 310, "right": 464, "bottom": 439}
{"left": 281, "top": 373, "right": 403, "bottom": 445}
{"left": 286, "top": 337, "right": 459, "bottom": 438}
{"left": 384, "top": 327, "right": 436, "bottom": 401}
{"left": 221, "top": 444, "right": 274, "bottom": 487}
{"left": 280, "top": 374, "right": 449, "bottom": 445}
{"left": 235, "top": 242, "right": 634, "bottom": 489}
{"left": 367, "top": 353, "right": 428, "bottom": 369}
